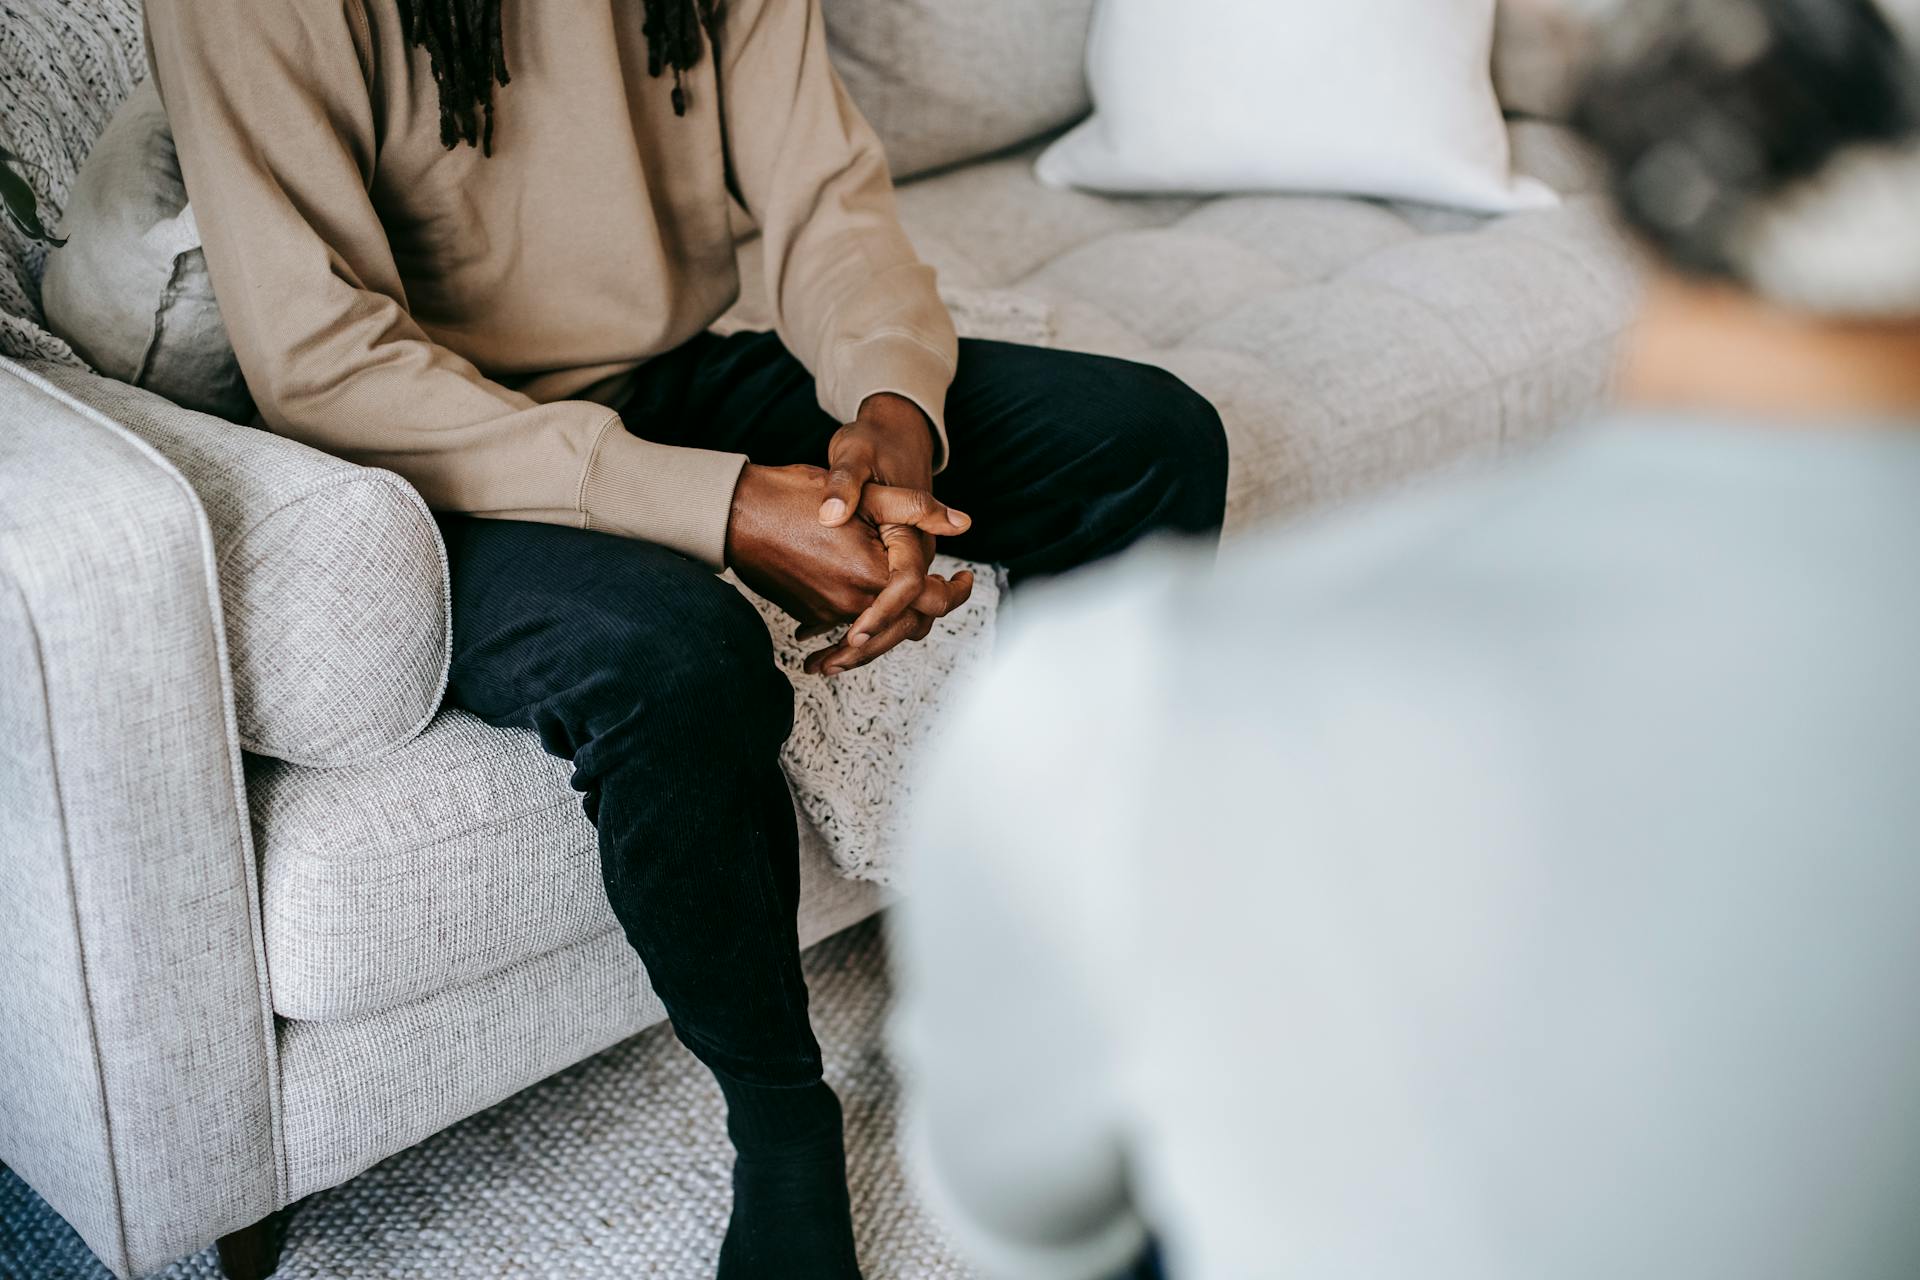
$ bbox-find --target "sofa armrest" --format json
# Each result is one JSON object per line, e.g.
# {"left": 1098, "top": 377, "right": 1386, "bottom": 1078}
{"left": 0, "top": 357, "right": 281, "bottom": 1278}
{"left": 22, "top": 360, "right": 450, "bottom": 769}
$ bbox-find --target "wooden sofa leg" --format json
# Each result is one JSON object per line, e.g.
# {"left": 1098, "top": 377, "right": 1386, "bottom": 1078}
{"left": 215, "top": 1214, "right": 284, "bottom": 1280}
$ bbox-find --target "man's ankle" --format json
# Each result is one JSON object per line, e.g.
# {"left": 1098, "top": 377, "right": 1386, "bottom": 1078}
{"left": 716, "top": 1074, "right": 843, "bottom": 1152}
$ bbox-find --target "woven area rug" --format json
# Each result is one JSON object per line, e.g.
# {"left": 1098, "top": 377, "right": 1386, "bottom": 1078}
{"left": 0, "top": 919, "right": 975, "bottom": 1280}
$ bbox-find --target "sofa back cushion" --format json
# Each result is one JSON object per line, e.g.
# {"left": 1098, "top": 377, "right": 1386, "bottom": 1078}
{"left": 823, "top": 0, "right": 1097, "bottom": 180}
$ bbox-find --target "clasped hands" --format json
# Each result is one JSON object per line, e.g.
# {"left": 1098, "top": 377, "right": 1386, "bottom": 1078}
{"left": 724, "top": 392, "right": 975, "bottom": 677}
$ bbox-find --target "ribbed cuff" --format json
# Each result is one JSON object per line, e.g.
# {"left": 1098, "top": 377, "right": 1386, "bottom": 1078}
{"left": 828, "top": 330, "right": 957, "bottom": 475}
{"left": 578, "top": 416, "right": 749, "bottom": 570}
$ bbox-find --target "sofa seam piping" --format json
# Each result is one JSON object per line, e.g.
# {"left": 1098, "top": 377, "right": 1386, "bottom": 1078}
{"left": 3, "top": 357, "right": 292, "bottom": 1211}
{"left": 0, "top": 573, "right": 136, "bottom": 1277}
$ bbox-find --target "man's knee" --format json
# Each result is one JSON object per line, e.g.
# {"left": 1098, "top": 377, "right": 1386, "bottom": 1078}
{"left": 1111, "top": 364, "right": 1231, "bottom": 534}
{"left": 448, "top": 532, "right": 792, "bottom": 761}
{"left": 587, "top": 578, "right": 792, "bottom": 754}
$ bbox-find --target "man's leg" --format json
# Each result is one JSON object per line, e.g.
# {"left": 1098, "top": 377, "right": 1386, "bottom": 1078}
{"left": 633, "top": 330, "right": 1231, "bottom": 579}
{"left": 931, "top": 340, "right": 1230, "bottom": 581}
{"left": 434, "top": 512, "right": 858, "bottom": 1278}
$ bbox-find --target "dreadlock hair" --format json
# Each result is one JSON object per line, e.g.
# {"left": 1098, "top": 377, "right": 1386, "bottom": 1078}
{"left": 394, "top": 0, "right": 720, "bottom": 155}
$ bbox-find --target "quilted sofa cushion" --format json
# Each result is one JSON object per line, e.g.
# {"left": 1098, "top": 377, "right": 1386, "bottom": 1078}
{"left": 252, "top": 709, "right": 883, "bottom": 1023}
{"left": 250, "top": 711, "right": 617, "bottom": 1022}
{"left": 25, "top": 360, "right": 449, "bottom": 766}
{"left": 890, "top": 121, "right": 1641, "bottom": 530}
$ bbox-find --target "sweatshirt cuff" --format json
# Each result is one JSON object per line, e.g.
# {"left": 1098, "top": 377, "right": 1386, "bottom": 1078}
{"left": 578, "top": 416, "right": 749, "bottom": 571}
{"left": 828, "top": 331, "right": 958, "bottom": 475}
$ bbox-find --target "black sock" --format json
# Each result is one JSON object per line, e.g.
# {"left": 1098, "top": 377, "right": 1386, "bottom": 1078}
{"left": 714, "top": 1076, "right": 862, "bottom": 1279}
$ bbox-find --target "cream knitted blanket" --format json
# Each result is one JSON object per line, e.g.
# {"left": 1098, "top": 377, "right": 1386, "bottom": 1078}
{"left": 729, "top": 287, "right": 1052, "bottom": 884}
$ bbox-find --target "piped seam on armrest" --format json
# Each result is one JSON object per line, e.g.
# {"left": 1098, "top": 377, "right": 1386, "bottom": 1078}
{"left": 0, "top": 573, "right": 136, "bottom": 1275}
{"left": 0, "top": 358, "right": 291, "bottom": 1212}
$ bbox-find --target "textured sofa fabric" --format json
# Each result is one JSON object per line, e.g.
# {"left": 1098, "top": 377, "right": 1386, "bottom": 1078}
{"left": 276, "top": 824, "right": 880, "bottom": 1199}
{"left": 253, "top": 711, "right": 627, "bottom": 1023}
{"left": 0, "top": 357, "right": 281, "bottom": 1279}
{"left": 27, "top": 360, "right": 450, "bottom": 768}
{"left": 253, "top": 708, "right": 886, "bottom": 1022}
{"left": 890, "top": 122, "right": 1639, "bottom": 530}
{"left": 822, "top": 0, "right": 1095, "bottom": 179}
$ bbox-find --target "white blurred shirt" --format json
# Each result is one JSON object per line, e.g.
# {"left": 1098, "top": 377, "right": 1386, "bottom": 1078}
{"left": 891, "top": 413, "right": 1920, "bottom": 1280}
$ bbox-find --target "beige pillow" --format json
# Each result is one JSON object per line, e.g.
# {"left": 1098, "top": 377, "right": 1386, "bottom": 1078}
{"left": 40, "top": 77, "right": 254, "bottom": 422}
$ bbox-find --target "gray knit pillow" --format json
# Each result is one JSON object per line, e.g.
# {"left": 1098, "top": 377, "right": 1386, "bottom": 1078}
{"left": 0, "top": 0, "right": 146, "bottom": 366}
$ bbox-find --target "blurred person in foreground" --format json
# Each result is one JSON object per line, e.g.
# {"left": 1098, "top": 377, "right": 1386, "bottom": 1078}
{"left": 891, "top": 1, "right": 1920, "bottom": 1277}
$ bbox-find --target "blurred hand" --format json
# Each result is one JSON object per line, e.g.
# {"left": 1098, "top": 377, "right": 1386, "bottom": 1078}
{"left": 725, "top": 462, "right": 973, "bottom": 677}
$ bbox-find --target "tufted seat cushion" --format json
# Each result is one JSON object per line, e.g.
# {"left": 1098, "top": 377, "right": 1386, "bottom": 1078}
{"left": 890, "top": 121, "right": 1641, "bottom": 530}
{"left": 252, "top": 709, "right": 882, "bottom": 1023}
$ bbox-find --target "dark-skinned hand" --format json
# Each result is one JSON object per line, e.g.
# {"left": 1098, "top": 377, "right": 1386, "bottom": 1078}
{"left": 808, "top": 391, "right": 974, "bottom": 675}
{"left": 725, "top": 461, "right": 974, "bottom": 677}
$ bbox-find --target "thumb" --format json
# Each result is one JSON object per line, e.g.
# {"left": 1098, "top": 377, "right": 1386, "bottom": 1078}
{"left": 860, "top": 484, "right": 973, "bottom": 537}
{"left": 819, "top": 439, "right": 874, "bottom": 527}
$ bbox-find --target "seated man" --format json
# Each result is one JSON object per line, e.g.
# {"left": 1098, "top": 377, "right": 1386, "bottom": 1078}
{"left": 139, "top": 1, "right": 1228, "bottom": 1276}
{"left": 893, "top": 1, "right": 1920, "bottom": 1276}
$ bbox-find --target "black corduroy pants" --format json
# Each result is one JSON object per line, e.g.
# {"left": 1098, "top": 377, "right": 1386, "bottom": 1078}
{"left": 434, "top": 331, "right": 1227, "bottom": 1088}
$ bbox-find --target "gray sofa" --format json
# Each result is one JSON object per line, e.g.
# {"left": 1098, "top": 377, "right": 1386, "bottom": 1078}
{"left": 0, "top": 1, "right": 1637, "bottom": 1277}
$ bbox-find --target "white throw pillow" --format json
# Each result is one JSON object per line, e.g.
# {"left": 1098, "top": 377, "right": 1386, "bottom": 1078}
{"left": 1038, "top": 0, "right": 1558, "bottom": 214}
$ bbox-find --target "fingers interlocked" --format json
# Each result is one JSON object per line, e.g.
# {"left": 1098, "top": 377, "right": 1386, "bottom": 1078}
{"left": 805, "top": 481, "right": 975, "bottom": 676}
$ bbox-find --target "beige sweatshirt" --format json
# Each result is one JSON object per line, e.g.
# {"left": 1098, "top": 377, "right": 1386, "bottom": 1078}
{"left": 140, "top": 0, "right": 958, "bottom": 569}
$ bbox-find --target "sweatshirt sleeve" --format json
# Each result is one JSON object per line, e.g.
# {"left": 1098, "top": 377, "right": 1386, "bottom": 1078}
{"left": 141, "top": 0, "right": 749, "bottom": 568}
{"left": 716, "top": 0, "right": 960, "bottom": 471}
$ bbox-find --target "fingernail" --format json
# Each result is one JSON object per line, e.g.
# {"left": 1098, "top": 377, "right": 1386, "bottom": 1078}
{"left": 949, "top": 508, "right": 971, "bottom": 529}
{"left": 850, "top": 632, "right": 870, "bottom": 648}
{"left": 820, "top": 499, "right": 847, "bottom": 523}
